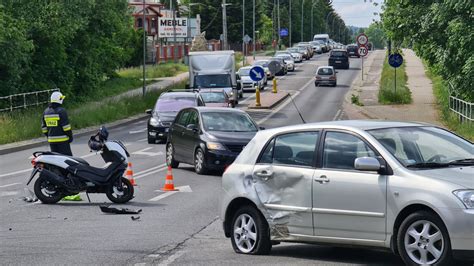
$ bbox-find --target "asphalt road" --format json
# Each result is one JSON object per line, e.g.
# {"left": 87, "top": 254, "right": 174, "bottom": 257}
{"left": 0, "top": 52, "right": 408, "bottom": 265}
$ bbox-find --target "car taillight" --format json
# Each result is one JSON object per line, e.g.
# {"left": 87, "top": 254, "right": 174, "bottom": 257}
{"left": 316, "top": 76, "right": 322, "bottom": 80}
{"left": 329, "top": 76, "right": 336, "bottom": 80}
{"left": 31, "top": 158, "right": 37, "bottom": 167}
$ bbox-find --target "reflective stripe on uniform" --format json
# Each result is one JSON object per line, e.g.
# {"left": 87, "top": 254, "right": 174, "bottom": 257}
{"left": 62, "top": 124, "right": 71, "bottom": 131}
{"left": 47, "top": 135, "right": 69, "bottom": 143}
{"left": 41, "top": 127, "right": 48, "bottom": 133}
{"left": 44, "top": 114, "right": 60, "bottom": 127}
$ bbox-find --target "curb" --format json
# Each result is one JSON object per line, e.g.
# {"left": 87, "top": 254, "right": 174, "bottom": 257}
{"left": 0, "top": 114, "right": 149, "bottom": 155}
{"left": 247, "top": 92, "right": 290, "bottom": 110}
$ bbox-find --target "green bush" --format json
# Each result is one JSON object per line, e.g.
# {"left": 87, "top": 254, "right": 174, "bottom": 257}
{"left": 378, "top": 54, "right": 412, "bottom": 104}
{"left": 118, "top": 63, "right": 188, "bottom": 80}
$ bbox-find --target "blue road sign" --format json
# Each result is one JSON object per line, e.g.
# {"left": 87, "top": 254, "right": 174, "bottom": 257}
{"left": 249, "top": 66, "right": 265, "bottom": 82}
{"left": 279, "top": 28, "right": 289, "bottom": 37}
{"left": 389, "top": 53, "right": 403, "bottom": 68}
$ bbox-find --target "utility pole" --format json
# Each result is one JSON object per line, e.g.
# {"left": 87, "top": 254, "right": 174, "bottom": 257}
{"left": 289, "top": 0, "right": 291, "bottom": 47}
{"left": 242, "top": 0, "right": 245, "bottom": 65}
{"left": 277, "top": 0, "right": 280, "bottom": 49}
{"left": 253, "top": 0, "right": 255, "bottom": 60}
{"left": 311, "top": 2, "right": 314, "bottom": 37}
{"left": 142, "top": 0, "right": 146, "bottom": 97}
{"left": 222, "top": 0, "right": 228, "bottom": 50}
{"left": 172, "top": 0, "right": 177, "bottom": 63}
{"left": 301, "top": 0, "right": 304, "bottom": 42}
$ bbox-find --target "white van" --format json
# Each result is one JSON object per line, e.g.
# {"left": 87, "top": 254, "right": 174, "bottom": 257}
{"left": 313, "top": 34, "right": 330, "bottom": 52}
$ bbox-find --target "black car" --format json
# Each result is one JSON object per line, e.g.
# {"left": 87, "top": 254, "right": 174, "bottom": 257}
{"left": 146, "top": 92, "right": 205, "bottom": 144}
{"left": 166, "top": 107, "right": 259, "bottom": 174}
{"left": 268, "top": 57, "right": 288, "bottom": 76}
{"left": 346, "top": 44, "right": 360, "bottom": 58}
{"left": 328, "top": 49, "right": 350, "bottom": 69}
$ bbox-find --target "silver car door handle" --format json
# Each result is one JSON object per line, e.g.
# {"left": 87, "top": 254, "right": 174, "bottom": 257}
{"left": 314, "top": 175, "right": 330, "bottom": 184}
{"left": 255, "top": 170, "right": 273, "bottom": 180}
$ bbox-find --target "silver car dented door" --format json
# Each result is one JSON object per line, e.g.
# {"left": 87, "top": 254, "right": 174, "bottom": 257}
{"left": 251, "top": 131, "right": 319, "bottom": 239}
{"left": 312, "top": 130, "right": 387, "bottom": 241}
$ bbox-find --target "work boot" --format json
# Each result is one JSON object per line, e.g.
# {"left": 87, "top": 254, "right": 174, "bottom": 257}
{"left": 62, "top": 194, "right": 82, "bottom": 201}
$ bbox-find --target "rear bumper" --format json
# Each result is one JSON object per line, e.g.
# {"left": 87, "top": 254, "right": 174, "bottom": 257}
{"left": 329, "top": 61, "right": 349, "bottom": 69}
{"left": 315, "top": 80, "right": 336, "bottom": 86}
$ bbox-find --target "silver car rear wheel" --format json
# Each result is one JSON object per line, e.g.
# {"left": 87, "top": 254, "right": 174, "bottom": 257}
{"left": 404, "top": 220, "right": 444, "bottom": 265}
{"left": 233, "top": 214, "right": 257, "bottom": 253}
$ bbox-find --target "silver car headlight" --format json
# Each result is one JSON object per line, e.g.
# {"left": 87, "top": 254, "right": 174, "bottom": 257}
{"left": 150, "top": 117, "right": 160, "bottom": 127}
{"left": 206, "top": 142, "right": 226, "bottom": 150}
{"left": 453, "top": 190, "right": 474, "bottom": 208}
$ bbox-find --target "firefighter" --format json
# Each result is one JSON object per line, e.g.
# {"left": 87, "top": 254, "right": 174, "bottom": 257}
{"left": 41, "top": 91, "right": 81, "bottom": 201}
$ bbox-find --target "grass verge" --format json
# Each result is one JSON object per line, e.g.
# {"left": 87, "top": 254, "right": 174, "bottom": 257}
{"left": 0, "top": 81, "right": 186, "bottom": 145}
{"left": 425, "top": 65, "right": 474, "bottom": 141}
{"left": 118, "top": 63, "right": 188, "bottom": 80}
{"left": 378, "top": 53, "right": 412, "bottom": 104}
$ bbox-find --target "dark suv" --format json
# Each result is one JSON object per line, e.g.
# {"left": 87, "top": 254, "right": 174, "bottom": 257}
{"left": 346, "top": 44, "right": 360, "bottom": 58}
{"left": 166, "top": 107, "right": 259, "bottom": 174}
{"left": 146, "top": 92, "right": 205, "bottom": 144}
{"left": 328, "top": 49, "right": 350, "bottom": 69}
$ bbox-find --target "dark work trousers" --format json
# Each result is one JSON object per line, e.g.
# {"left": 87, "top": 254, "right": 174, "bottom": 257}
{"left": 50, "top": 142, "right": 73, "bottom": 156}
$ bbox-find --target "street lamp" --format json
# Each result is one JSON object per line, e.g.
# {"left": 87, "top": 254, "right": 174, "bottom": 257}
{"left": 242, "top": 0, "right": 245, "bottom": 65}
{"left": 253, "top": 0, "right": 255, "bottom": 60}
{"left": 221, "top": 1, "right": 232, "bottom": 50}
{"left": 301, "top": 0, "right": 304, "bottom": 42}
{"left": 187, "top": 3, "right": 201, "bottom": 55}
{"left": 142, "top": 0, "right": 146, "bottom": 97}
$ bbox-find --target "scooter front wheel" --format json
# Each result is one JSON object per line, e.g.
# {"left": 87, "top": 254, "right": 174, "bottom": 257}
{"left": 106, "top": 177, "right": 134, "bottom": 204}
{"left": 34, "top": 176, "right": 63, "bottom": 204}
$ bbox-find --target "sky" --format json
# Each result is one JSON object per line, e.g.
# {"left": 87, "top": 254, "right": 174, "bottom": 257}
{"left": 331, "top": 0, "right": 383, "bottom": 28}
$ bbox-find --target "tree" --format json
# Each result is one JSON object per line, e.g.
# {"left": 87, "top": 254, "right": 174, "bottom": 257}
{"left": 365, "top": 22, "right": 386, "bottom": 49}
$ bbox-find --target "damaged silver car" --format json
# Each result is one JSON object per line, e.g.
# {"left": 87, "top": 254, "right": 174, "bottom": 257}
{"left": 220, "top": 121, "right": 474, "bottom": 265}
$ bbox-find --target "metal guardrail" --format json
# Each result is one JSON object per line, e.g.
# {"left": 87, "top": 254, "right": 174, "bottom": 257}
{"left": 448, "top": 82, "right": 473, "bottom": 123}
{"left": 0, "top": 89, "right": 59, "bottom": 112}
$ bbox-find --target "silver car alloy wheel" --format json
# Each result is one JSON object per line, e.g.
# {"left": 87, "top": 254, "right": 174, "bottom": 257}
{"left": 404, "top": 220, "right": 444, "bottom": 265}
{"left": 233, "top": 214, "right": 257, "bottom": 253}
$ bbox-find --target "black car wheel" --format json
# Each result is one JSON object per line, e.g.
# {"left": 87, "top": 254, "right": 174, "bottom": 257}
{"left": 194, "top": 148, "right": 208, "bottom": 175}
{"left": 166, "top": 143, "right": 180, "bottom": 168}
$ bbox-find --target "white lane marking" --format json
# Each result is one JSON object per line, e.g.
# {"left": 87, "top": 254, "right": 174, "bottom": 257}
{"left": 0, "top": 182, "right": 21, "bottom": 188}
{"left": 0, "top": 169, "right": 31, "bottom": 178}
{"left": 134, "top": 165, "right": 168, "bottom": 180}
{"left": 138, "top": 138, "right": 148, "bottom": 142}
{"left": 133, "top": 163, "right": 167, "bottom": 176}
{"left": 129, "top": 128, "right": 147, "bottom": 134}
{"left": 158, "top": 251, "right": 186, "bottom": 266}
{"left": 333, "top": 109, "right": 342, "bottom": 121}
{"left": 0, "top": 191, "right": 19, "bottom": 197}
{"left": 132, "top": 147, "right": 164, "bottom": 157}
{"left": 149, "top": 186, "right": 193, "bottom": 202}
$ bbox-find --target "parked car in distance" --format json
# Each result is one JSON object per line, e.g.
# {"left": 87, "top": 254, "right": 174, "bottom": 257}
{"left": 297, "top": 42, "right": 314, "bottom": 57}
{"left": 295, "top": 46, "right": 310, "bottom": 60}
{"left": 313, "top": 34, "right": 330, "bottom": 52}
{"left": 146, "top": 92, "right": 205, "bottom": 144}
{"left": 315, "top": 66, "right": 337, "bottom": 87}
{"left": 220, "top": 120, "right": 474, "bottom": 265}
{"left": 285, "top": 48, "right": 303, "bottom": 63}
{"left": 166, "top": 107, "right": 260, "bottom": 174}
{"left": 199, "top": 89, "right": 235, "bottom": 108}
{"left": 253, "top": 60, "right": 275, "bottom": 80}
{"left": 268, "top": 57, "right": 288, "bottom": 76}
{"left": 309, "top": 41, "right": 323, "bottom": 54}
{"left": 328, "top": 49, "right": 349, "bottom": 69}
{"left": 237, "top": 66, "right": 266, "bottom": 91}
{"left": 275, "top": 54, "right": 295, "bottom": 72}
{"left": 346, "top": 44, "right": 360, "bottom": 58}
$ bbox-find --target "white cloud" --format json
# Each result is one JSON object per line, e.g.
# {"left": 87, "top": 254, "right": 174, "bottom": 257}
{"left": 331, "top": 0, "right": 382, "bottom": 27}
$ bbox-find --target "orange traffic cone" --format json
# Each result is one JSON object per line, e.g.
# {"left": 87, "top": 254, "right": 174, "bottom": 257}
{"left": 162, "top": 166, "right": 178, "bottom": 191}
{"left": 125, "top": 162, "right": 137, "bottom": 186}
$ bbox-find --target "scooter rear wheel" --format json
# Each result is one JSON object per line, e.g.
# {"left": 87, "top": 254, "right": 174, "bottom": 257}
{"left": 106, "top": 177, "right": 134, "bottom": 204}
{"left": 34, "top": 176, "right": 63, "bottom": 204}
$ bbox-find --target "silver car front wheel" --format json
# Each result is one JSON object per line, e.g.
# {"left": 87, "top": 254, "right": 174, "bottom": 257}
{"left": 398, "top": 211, "right": 452, "bottom": 265}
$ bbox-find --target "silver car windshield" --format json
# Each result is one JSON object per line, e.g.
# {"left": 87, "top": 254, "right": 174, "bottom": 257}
{"left": 201, "top": 112, "right": 257, "bottom": 132}
{"left": 369, "top": 127, "right": 474, "bottom": 168}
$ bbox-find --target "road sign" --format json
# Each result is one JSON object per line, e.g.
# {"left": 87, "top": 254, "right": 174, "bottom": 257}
{"left": 268, "top": 61, "right": 282, "bottom": 74}
{"left": 279, "top": 28, "right": 289, "bottom": 37}
{"left": 358, "top": 45, "right": 369, "bottom": 57}
{"left": 243, "top": 34, "right": 252, "bottom": 44}
{"left": 388, "top": 53, "right": 403, "bottom": 68}
{"left": 249, "top": 66, "right": 265, "bottom": 82}
{"left": 158, "top": 17, "right": 188, "bottom": 38}
{"left": 356, "top": 33, "right": 368, "bottom": 46}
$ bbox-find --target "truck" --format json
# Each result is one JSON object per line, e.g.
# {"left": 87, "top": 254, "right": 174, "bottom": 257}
{"left": 313, "top": 34, "right": 330, "bottom": 52}
{"left": 186, "top": 50, "right": 242, "bottom": 103}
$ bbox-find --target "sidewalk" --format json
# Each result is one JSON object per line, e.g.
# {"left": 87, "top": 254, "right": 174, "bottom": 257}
{"left": 343, "top": 49, "right": 441, "bottom": 125}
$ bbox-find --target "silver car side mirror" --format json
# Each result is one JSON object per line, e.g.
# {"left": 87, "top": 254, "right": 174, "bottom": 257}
{"left": 354, "top": 157, "right": 381, "bottom": 172}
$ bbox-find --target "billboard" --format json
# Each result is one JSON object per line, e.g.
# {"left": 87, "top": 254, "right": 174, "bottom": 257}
{"left": 158, "top": 17, "right": 188, "bottom": 38}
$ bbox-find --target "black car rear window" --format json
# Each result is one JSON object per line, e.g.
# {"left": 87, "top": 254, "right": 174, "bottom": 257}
{"left": 331, "top": 51, "right": 347, "bottom": 57}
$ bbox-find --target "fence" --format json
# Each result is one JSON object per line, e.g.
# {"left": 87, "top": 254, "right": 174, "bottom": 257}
{"left": 0, "top": 88, "right": 59, "bottom": 112}
{"left": 448, "top": 82, "right": 473, "bottom": 123}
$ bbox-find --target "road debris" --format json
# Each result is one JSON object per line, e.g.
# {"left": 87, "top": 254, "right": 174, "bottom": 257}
{"left": 99, "top": 205, "right": 142, "bottom": 215}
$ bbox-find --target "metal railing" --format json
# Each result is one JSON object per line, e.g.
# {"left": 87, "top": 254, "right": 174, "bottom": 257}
{"left": 448, "top": 82, "right": 473, "bottom": 123}
{"left": 0, "top": 88, "right": 59, "bottom": 112}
